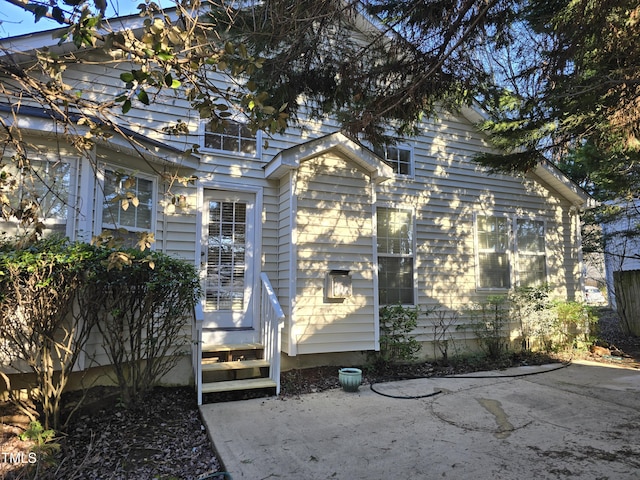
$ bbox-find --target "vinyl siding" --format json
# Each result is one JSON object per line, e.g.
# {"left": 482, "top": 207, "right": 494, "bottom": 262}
{"left": 292, "top": 153, "right": 376, "bottom": 354}
{"left": 1, "top": 35, "right": 588, "bottom": 366}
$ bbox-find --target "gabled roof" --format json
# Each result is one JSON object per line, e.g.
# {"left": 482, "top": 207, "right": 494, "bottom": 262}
{"left": 264, "top": 131, "right": 394, "bottom": 184}
{"left": 458, "top": 104, "right": 595, "bottom": 209}
{"left": 530, "top": 160, "right": 596, "bottom": 209}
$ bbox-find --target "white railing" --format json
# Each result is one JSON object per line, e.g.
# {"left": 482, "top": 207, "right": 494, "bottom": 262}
{"left": 260, "top": 272, "right": 285, "bottom": 394}
{"left": 193, "top": 302, "right": 204, "bottom": 406}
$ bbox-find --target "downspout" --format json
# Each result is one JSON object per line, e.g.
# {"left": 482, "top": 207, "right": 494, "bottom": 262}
{"left": 289, "top": 170, "right": 299, "bottom": 356}
{"left": 571, "top": 203, "right": 586, "bottom": 301}
{"left": 372, "top": 180, "right": 381, "bottom": 351}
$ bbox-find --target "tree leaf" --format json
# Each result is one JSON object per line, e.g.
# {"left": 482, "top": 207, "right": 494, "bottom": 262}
{"left": 137, "top": 89, "right": 150, "bottom": 105}
{"left": 120, "top": 72, "right": 135, "bottom": 83}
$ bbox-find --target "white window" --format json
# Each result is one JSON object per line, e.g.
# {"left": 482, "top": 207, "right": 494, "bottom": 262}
{"left": 516, "top": 219, "right": 547, "bottom": 287}
{"left": 477, "top": 215, "right": 511, "bottom": 289}
{"left": 475, "top": 214, "right": 547, "bottom": 290}
{"left": 1, "top": 156, "right": 74, "bottom": 237}
{"left": 203, "top": 120, "right": 258, "bottom": 155}
{"left": 100, "top": 168, "right": 155, "bottom": 243}
{"left": 374, "top": 144, "right": 413, "bottom": 176}
{"left": 377, "top": 207, "right": 415, "bottom": 305}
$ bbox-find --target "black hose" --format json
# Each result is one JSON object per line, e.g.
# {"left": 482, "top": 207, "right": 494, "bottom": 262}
{"left": 368, "top": 360, "right": 572, "bottom": 400}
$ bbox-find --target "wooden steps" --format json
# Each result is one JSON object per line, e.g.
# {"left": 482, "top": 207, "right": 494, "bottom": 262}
{"left": 202, "top": 377, "right": 277, "bottom": 394}
{"left": 199, "top": 343, "right": 275, "bottom": 400}
{"left": 202, "top": 359, "right": 270, "bottom": 371}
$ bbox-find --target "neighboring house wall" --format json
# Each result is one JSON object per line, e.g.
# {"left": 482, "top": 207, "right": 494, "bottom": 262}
{"left": 603, "top": 199, "right": 640, "bottom": 309}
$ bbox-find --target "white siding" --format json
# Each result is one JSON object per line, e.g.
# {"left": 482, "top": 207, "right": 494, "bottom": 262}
{"left": 0, "top": 32, "right": 589, "bottom": 366}
{"left": 293, "top": 153, "right": 376, "bottom": 354}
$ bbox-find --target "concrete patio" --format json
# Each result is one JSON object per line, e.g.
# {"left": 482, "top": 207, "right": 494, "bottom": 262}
{"left": 200, "top": 360, "right": 640, "bottom": 479}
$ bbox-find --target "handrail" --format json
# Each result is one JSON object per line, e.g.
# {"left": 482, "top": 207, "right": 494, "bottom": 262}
{"left": 193, "top": 302, "right": 204, "bottom": 406}
{"left": 260, "top": 272, "right": 285, "bottom": 394}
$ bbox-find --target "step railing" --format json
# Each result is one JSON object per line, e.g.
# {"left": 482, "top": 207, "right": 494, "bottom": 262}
{"left": 260, "top": 272, "right": 285, "bottom": 394}
{"left": 193, "top": 302, "right": 204, "bottom": 405}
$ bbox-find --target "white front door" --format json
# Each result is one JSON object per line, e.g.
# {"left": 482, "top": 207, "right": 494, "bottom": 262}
{"left": 202, "top": 190, "right": 256, "bottom": 329}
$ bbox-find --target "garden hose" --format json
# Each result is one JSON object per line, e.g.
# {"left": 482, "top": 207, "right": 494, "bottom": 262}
{"left": 369, "top": 360, "right": 572, "bottom": 400}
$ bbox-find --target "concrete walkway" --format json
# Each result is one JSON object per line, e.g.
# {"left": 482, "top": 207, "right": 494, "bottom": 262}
{"left": 200, "top": 360, "right": 640, "bottom": 480}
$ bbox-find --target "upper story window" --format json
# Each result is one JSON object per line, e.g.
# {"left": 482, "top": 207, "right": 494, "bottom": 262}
{"left": 377, "top": 206, "right": 415, "bottom": 305}
{"left": 204, "top": 120, "right": 258, "bottom": 155}
{"left": 100, "top": 169, "right": 155, "bottom": 243}
{"left": 374, "top": 144, "right": 413, "bottom": 176}
{"left": 475, "top": 214, "right": 547, "bottom": 290}
{"left": 1, "top": 156, "right": 74, "bottom": 237}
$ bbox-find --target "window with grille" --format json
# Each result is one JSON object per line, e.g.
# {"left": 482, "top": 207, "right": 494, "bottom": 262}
{"left": 477, "top": 215, "right": 511, "bottom": 289}
{"left": 476, "top": 215, "right": 547, "bottom": 290}
{"left": 377, "top": 207, "right": 414, "bottom": 305}
{"left": 516, "top": 219, "right": 547, "bottom": 286}
{"left": 204, "top": 120, "right": 257, "bottom": 155}
{"left": 374, "top": 144, "right": 412, "bottom": 175}
{"left": 2, "top": 157, "right": 72, "bottom": 236}
{"left": 100, "top": 169, "right": 154, "bottom": 248}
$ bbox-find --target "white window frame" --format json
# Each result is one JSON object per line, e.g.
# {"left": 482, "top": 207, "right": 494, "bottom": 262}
{"left": 474, "top": 213, "right": 548, "bottom": 291}
{"left": 0, "top": 153, "right": 78, "bottom": 239}
{"left": 373, "top": 143, "right": 414, "bottom": 177}
{"left": 375, "top": 205, "right": 417, "bottom": 305}
{"left": 96, "top": 166, "right": 157, "bottom": 239}
{"left": 200, "top": 119, "right": 261, "bottom": 158}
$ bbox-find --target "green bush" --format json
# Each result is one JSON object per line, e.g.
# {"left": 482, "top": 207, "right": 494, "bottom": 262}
{"left": 552, "top": 300, "right": 597, "bottom": 350}
{"left": 84, "top": 248, "right": 200, "bottom": 406}
{"left": 0, "top": 237, "right": 100, "bottom": 430}
{"left": 0, "top": 237, "right": 200, "bottom": 429}
{"left": 509, "top": 285, "right": 555, "bottom": 351}
{"left": 466, "top": 295, "right": 509, "bottom": 359}
{"left": 378, "top": 303, "right": 421, "bottom": 364}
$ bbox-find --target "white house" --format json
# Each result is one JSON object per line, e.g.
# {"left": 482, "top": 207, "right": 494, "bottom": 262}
{"left": 0, "top": 8, "right": 593, "bottom": 403}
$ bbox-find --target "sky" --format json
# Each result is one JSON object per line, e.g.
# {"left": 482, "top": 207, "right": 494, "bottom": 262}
{"left": 0, "top": 1, "right": 157, "bottom": 38}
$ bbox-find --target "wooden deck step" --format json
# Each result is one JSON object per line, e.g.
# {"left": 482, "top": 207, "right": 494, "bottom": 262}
{"left": 202, "top": 343, "right": 264, "bottom": 354}
{"left": 202, "top": 378, "right": 277, "bottom": 394}
{"left": 201, "top": 359, "right": 270, "bottom": 372}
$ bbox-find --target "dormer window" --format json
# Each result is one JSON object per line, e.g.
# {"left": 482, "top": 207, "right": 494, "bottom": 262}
{"left": 373, "top": 144, "right": 413, "bottom": 176}
{"left": 204, "top": 120, "right": 258, "bottom": 155}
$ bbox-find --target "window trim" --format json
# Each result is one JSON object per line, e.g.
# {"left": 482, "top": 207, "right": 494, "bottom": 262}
{"left": 375, "top": 204, "right": 417, "bottom": 306}
{"left": 474, "top": 213, "right": 548, "bottom": 291}
{"left": 200, "top": 119, "right": 262, "bottom": 158}
{"left": 96, "top": 166, "right": 157, "bottom": 237}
